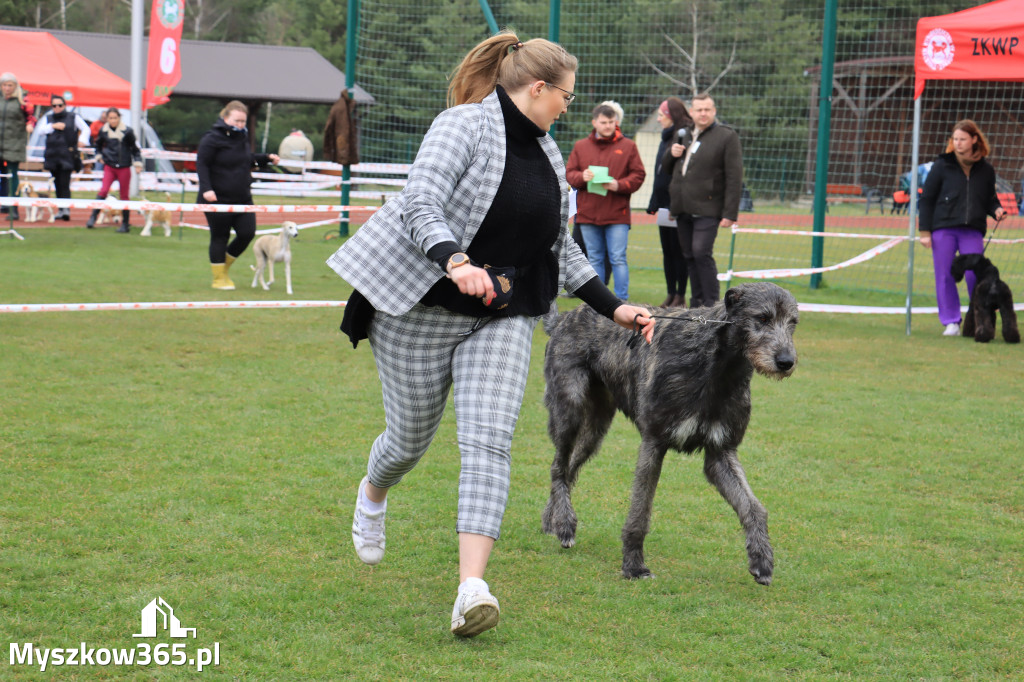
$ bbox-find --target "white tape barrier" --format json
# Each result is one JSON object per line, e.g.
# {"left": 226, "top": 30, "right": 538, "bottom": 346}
{"left": 736, "top": 227, "right": 905, "bottom": 240}
{"left": 177, "top": 216, "right": 342, "bottom": 234}
{"left": 4, "top": 298, "right": 1021, "bottom": 316}
{"left": 0, "top": 196, "right": 377, "bottom": 214}
{"left": 799, "top": 302, "right": 1024, "bottom": 314}
{"left": 732, "top": 226, "right": 1024, "bottom": 245}
{"left": 721, "top": 237, "right": 907, "bottom": 281}
{"left": 25, "top": 150, "right": 413, "bottom": 175}
{"left": 0, "top": 300, "right": 348, "bottom": 314}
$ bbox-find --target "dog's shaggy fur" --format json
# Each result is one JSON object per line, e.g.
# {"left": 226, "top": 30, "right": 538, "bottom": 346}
{"left": 250, "top": 221, "right": 299, "bottom": 295}
{"left": 541, "top": 282, "right": 799, "bottom": 585}
{"left": 951, "top": 254, "right": 1019, "bottom": 344}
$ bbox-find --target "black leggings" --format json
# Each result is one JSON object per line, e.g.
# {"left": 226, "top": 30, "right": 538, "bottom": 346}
{"left": 206, "top": 211, "right": 256, "bottom": 263}
{"left": 51, "top": 169, "right": 73, "bottom": 199}
{"left": 658, "top": 224, "right": 687, "bottom": 298}
{"left": 1, "top": 160, "right": 19, "bottom": 200}
{"left": 677, "top": 214, "right": 721, "bottom": 307}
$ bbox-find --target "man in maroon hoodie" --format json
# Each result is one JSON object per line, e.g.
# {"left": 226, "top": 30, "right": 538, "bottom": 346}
{"left": 566, "top": 104, "right": 646, "bottom": 299}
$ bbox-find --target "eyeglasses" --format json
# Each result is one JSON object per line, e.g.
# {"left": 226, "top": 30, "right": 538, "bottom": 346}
{"left": 544, "top": 82, "right": 576, "bottom": 106}
{"left": 52, "top": 103, "right": 65, "bottom": 108}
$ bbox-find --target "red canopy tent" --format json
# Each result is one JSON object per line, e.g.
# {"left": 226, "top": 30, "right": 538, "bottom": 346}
{"left": 905, "top": 0, "right": 1024, "bottom": 331}
{"left": 914, "top": 0, "right": 1024, "bottom": 99}
{"left": 0, "top": 29, "right": 132, "bottom": 108}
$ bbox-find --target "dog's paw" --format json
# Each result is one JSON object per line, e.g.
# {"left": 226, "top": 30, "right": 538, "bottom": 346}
{"left": 622, "top": 565, "right": 654, "bottom": 580}
{"left": 542, "top": 496, "right": 577, "bottom": 547}
{"left": 749, "top": 556, "right": 774, "bottom": 586}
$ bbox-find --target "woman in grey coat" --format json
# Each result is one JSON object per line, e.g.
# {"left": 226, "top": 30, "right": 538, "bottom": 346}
{"left": 0, "top": 72, "right": 36, "bottom": 221}
{"left": 329, "top": 30, "right": 654, "bottom": 638}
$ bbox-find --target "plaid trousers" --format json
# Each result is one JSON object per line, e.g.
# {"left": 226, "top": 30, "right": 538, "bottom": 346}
{"left": 366, "top": 303, "right": 537, "bottom": 539}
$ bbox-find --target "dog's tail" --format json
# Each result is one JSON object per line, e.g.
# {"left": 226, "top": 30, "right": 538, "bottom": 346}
{"left": 541, "top": 300, "right": 562, "bottom": 336}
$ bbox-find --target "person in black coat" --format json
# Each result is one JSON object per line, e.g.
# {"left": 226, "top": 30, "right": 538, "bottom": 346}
{"left": 646, "top": 97, "right": 692, "bottom": 307}
{"left": 37, "top": 95, "right": 90, "bottom": 221}
{"left": 196, "top": 101, "right": 279, "bottom": 290}
{"left": 918, "top": 119, "right": 1006, "bottom": 336}
{"left": 86, "top": 108, "right": 142, "bottom": 231}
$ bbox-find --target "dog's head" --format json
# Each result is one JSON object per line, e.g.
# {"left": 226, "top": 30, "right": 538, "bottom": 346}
{"left": 282, "top": 221, "right": 299, "bottom": 239}
{"left": 724, "top": 283, "right": 799, "bottom": 380}
{"left": 950, "top": 253, "right": 997, "bottom": 283}
{"left": 16, "top": 182, "right": 33, "bottom": 197}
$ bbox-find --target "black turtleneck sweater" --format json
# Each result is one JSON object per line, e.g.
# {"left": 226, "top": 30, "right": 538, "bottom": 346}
{"left": 424, "top": 86, "right": 620, "bottom": 319}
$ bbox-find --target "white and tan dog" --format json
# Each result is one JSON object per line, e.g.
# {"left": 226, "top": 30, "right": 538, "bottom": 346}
{"left": 94, "top": 196, "right": 121, "bottom": 226}
{"left": 139, "top": 192, "right": 174, "bottom": 237}
{"left": 17, "top": 181, "right": 56, "bottom": 223}
{"left": 251, "top": 221, "right": 299, "bottom": 295}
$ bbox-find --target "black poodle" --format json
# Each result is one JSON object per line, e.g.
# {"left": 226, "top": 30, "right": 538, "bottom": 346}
{"left": 950, "top": 253, "right": 1020, "bottom": 344}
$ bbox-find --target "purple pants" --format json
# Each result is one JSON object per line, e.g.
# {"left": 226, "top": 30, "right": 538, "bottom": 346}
{"left": 931, "top": 227, "right": 982, "bottom": 326}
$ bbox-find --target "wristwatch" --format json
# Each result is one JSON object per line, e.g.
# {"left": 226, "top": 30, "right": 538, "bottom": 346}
{"left": 447, "top": 253, "right": 470, "bottom": 273}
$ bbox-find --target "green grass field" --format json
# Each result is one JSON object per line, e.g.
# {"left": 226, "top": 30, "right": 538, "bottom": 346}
{"left": 2, "top": 225, "right": 1021, "bottom": 679}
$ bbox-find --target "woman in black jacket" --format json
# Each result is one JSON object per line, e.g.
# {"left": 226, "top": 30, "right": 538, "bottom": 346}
{"left": 646, "top": 97, "right": 692, "bottom": 307}
{"left": 196, "top": 101, "right": 279, "bottom": 290}
{"left": 37, "top": 95, "right": 90, "bottom": 221}
{"left": 918, "top": 119, "right": 1006, "bottom": 336}
{"left": 86, "top": 108, "right": 142, "bottom": 231}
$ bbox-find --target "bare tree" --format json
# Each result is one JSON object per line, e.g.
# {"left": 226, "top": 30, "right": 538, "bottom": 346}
{"left": 643, "top": 2, "right": 737, "bottom": 98}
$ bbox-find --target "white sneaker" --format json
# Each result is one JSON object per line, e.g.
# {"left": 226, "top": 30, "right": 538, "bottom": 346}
{"left": 942, "top": 323, "right": 961, "bottom": 336}
{"left": 351, "top": 477, "right": 386, "bottom": 565}
{"left": 451, "top": 579, "right": 500, "bottom": 637}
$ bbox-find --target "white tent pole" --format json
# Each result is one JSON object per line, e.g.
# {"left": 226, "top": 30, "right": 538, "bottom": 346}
{"left": 905, "top": 94, "right": 922, "bottom": 336}
{"left": 130, "top": 0, "right": 144, "bottom": 144}
{"left": 261, "top": 102, "right": 273, "bottom": 153}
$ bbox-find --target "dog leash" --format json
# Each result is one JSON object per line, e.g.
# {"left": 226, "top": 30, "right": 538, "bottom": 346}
{"left": 983, "top": 220, "right": 1001, "bottom": 253}
{"left": 627, "top": 313, "right": 733, "bottom": 349}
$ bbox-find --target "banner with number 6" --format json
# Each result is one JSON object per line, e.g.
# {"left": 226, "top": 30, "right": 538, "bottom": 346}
{"left": 145, "top": 0, "right": 184, "bottom": 108}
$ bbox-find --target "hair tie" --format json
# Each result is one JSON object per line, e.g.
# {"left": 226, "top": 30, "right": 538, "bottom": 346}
{"left": 659, "top": 100, "right": 670, "bottom": 116}
{"left": 511, "top": 41, "right": 524, "bottom": 52}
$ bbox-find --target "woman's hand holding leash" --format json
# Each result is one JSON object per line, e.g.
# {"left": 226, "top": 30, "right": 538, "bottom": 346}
{"left": 614, "top": 304, "right": 655, "bottom": 345}
{"left": 448, "top": 263, "right": 496, "bottom": 306}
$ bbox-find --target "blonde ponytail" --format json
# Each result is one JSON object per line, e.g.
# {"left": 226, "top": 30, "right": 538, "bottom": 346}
{"left": 447, "top": 30, "right": 578, "bottom": 107}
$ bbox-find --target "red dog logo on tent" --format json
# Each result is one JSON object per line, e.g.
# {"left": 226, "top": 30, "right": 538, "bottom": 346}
{"left": 922, "top": 28, "right": 956, "bottom": 71}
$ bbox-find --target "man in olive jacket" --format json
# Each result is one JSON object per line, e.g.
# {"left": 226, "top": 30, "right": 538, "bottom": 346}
{"left": 663, "top": 93, "right": 743, "bottom": 306}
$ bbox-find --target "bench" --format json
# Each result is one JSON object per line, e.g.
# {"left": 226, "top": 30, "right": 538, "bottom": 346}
{"left": 824, "top": 183, "right": 886, "bottom": 215}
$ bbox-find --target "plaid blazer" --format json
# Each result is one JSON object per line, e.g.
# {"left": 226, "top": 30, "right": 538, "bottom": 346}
{"left": 327, "top": 90, "right": 594, "bottom": 316}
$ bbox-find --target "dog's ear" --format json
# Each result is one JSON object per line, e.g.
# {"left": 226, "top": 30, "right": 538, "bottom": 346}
{"left": 950, "top": 256, "right": 966, "bottom": 283}
{"left": 724, "top": 287, "right": 742, "bottom": 311}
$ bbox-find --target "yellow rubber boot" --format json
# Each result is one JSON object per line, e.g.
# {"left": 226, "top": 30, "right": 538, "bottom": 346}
{"left": 224, "top": 253, "right": 237, "bottom": 273}
{"left": 211, "top": 263, "right": 236, "bottom": 290}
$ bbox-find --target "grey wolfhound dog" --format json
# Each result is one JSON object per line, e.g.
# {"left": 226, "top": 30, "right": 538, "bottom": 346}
{"left": 541, "top": 282, "right": 798, "bottom": 584}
